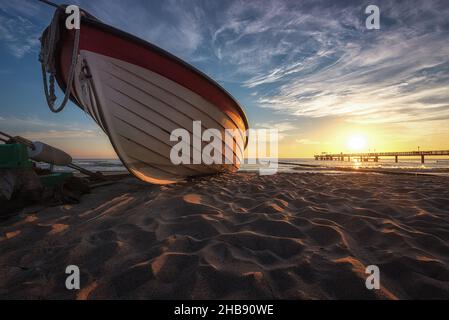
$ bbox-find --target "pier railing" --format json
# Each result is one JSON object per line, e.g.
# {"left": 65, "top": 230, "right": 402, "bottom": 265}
{"left": 314, "top": 150, "right": 449, "bottom": 163}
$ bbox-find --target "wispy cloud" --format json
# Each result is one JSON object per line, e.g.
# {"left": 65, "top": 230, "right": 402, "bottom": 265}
{"left": 0, "top": 2, "right": 44, "bottom": 58}
{"left": 228, "top": 0, "right": 449, "bottom": 125}
{"left": 0, "top": 116, "right": 104, "bottom": 140}
{"left": 18, "top": 129, "right": 101, "bottom": 140}
{"left": 79, "top": 0, "right": 205, "bottom": 58}
{"left": 254, "top": 121, "right": 298, "bottom": 140}
{"left": 0, "top": 0, "right": 205, "bottom": 59}
{"left": 0, "top": 14, "right": 40, "bottom": 58}
{"left": 1, "top": 0, "right": 448, "bottom": 144}
{"left": 296, "top": 138, "right": 323, "bottom": 145}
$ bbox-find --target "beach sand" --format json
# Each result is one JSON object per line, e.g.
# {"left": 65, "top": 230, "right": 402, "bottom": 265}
{"left": 1, "top": 172, "right": 449, "bottom": 299}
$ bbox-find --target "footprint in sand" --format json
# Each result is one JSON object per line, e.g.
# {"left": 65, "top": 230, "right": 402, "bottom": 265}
{"left": 183, "top": 194, "right": 202, "bottom": 204}
{"left": 49, "top": 224, "right": 69, "bottom": 235}
{"left": 76, "top": 281, "right": 98, "bottom": 300}
{"left": 24, "top": 215, "right": 38, "bottom": 223}
{"left": 5, "top": 230, "right": 21, "bottom": 239}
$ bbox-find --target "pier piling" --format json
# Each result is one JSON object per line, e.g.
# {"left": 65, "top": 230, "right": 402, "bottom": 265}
{"left": 314, "top": 150, "right": 449, "bottom": 163}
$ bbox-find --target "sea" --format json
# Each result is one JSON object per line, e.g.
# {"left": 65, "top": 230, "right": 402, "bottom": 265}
{"left": 41, "top": 158, "right": 449, "bottom": 176}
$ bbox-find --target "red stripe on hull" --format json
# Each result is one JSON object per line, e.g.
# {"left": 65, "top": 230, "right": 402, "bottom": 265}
{"left": 59, "top": 25, "right": 247, "bottom": 132}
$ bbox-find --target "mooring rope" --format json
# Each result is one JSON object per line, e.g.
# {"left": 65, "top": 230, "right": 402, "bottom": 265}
{"left": 39, "top": 8, "right": 80, "bottom": 113}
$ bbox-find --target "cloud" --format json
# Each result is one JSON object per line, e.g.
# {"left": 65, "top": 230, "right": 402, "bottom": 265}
{"left": 0, "top": 116, "right": 104, "bottom": 140}
{"left": 17, "top": 129, "right": 100, "bottom": 140}
{"left": 296, "top": 139, "right": 322, "bottom": 145}
{"left": 0, "top": 14, "right": 40, "bottom": 58}
{"left": 170, "top": 0, "right": 449, "bottom": 126}
{"left": 0, "top": 1, "right": 43, "bottom": 17}
{"left": 205, "top": 0, "right": 362, "bottom": 82}
{"left": 254, "top": 121, "right": 298, "bottom": 140}
{"left": 80, "top": 0, "right": 204, "bottom": 58}
{"left": 0, "top": 2, "right": 44, "bottom": 58}
{"left": 257, "top": 31, "right": 449, "bottom": 124}
{"left": 2, "top": 0, "right": 448, "bottom": 131}
{"left": 255, "top": 121, "right": 297, "bottom": 131}
{"left": 0, "top": 0, "right": 205, "bottom": 60}
{"left": 239, "top": 0, "right": 449, "bottom": 125}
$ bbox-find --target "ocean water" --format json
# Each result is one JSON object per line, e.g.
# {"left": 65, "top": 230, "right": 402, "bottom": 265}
{"left": 39, "top": 157, "right": 449, "bottom": 176}
{"left": 255, "top": 158, "right": 449, "bottom": 175}
{"left": 276, "top": 158, "right": 449, "bottom": 170}
{"left": 39, "top": 159, "right": 126, "bottom": 173}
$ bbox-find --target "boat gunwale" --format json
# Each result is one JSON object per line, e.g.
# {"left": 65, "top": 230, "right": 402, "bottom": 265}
{"left": 50, "top": 7, "right": 250, "bottom": 140}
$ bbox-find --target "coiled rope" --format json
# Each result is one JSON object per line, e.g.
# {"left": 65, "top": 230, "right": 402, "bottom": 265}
{"left": 39, "top": 8, "right": 80, "bottom": 113}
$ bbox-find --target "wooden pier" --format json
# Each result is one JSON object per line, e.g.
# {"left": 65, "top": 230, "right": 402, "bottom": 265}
{"left": 314, "top": 150, "right": 449, "bottom": 164}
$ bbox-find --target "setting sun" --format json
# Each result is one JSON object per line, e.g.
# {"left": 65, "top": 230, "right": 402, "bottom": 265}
{"left": 347, "top": 135, "right": 367, "bottom": 151}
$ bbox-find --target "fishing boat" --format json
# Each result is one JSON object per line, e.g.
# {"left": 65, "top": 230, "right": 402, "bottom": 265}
{"left": 39, "top": 4, "right": 249, "bottom": 184}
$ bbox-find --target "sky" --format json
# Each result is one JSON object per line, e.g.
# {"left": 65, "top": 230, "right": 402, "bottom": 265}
{"left": 1, "top": 0, "right": 449, "bottom": 158}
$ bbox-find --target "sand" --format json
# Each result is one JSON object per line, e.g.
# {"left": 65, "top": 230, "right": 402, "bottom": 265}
{"left": 1, "top": 172, "right": 449, "bottom": 299}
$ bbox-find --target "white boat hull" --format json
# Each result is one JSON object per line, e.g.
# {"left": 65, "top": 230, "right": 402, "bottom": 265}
{"left": 71, "top": 51, "right": 246, "bottom": 184}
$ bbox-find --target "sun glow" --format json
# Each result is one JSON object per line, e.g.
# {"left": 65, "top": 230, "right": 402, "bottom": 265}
{"left": 347, "top": 135, "right": 368, "bottom": 151}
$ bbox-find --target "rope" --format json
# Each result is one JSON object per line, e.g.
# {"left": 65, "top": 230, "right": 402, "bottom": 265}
{"left": 39, "top": 8, "right": 80, "bottom": 113}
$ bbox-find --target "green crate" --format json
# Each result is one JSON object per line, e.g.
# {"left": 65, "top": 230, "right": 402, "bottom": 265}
{"left": 0, "top": 143, "right": 32, "bottom": 169}
{"left": 39, "top": 172, "right": 73, "bottom": 188}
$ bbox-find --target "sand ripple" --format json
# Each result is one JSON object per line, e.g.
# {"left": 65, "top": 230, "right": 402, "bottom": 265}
{"left": 1, "top": 173, "right": 449, "bottom": 299}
